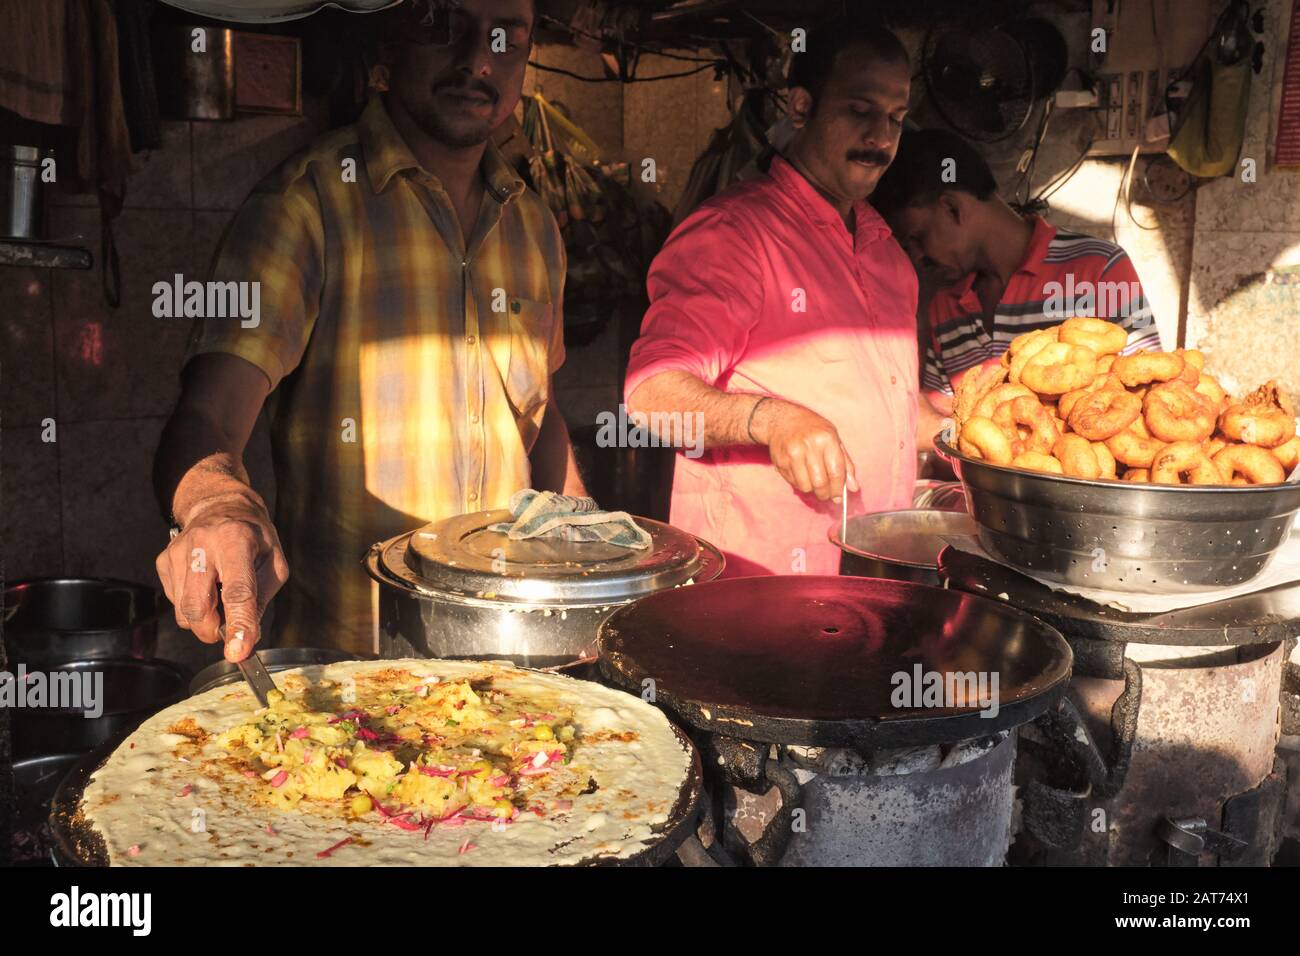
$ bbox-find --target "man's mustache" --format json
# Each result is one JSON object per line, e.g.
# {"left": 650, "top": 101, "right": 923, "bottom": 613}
{"left": 434, "top": 79, "right": 498, "bottom": 104}
{"left": 847, "top": 149, "right": 891, "bottom": 166}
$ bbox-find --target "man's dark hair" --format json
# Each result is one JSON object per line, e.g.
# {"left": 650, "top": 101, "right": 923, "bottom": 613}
{"left": 869, "top": 127, "right": 999, "bottom": 220}
{"left": 787, "top": 16, "right": 909, "bottom": 105}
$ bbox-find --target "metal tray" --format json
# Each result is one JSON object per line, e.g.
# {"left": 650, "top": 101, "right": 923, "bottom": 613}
{"left": 935, "top": 436, "right": 1300, "bottom": 593}
{"left": 48, "top": 694, "right": 701, "bottom": 868}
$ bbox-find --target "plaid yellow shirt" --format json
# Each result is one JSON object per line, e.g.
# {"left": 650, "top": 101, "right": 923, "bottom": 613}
{"left": 189, "top": 97, "right": 566, "bottom": 654}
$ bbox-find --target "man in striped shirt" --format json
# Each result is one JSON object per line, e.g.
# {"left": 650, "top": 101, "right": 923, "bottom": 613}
{"left": 870, "top": 128, "right": 1160, "bottom": 438}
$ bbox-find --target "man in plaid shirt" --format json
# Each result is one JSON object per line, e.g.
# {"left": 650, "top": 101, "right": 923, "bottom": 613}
{"left": 153, "top": 0, "right": 585, "bottom": 658}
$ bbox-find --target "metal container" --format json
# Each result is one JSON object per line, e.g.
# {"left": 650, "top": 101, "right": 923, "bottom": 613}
{"left": 912, "top": 479, "right": 967, "bottom": 511}
{"left": 0, "top": 145, "right": 48, "bottom": 240}
{"left": 831, "top": 509, "right": 976, "bottom": 585}
{"left": 189, "top": 646, "right": 351, "bottom": 696}
{"left": 159, "top": 25, "right": 234, "bottom": 120}
{"left": 936, "top": 436, "right": 1300, "bottom": 593}
{"left": 11, "top": 659, "right": 188, "bottom": 759}
{"left": 366, "top": 510, "right": 724, "bottom": 666}
{"left": 3, "top": 578, "right": 162, "bottom": 667}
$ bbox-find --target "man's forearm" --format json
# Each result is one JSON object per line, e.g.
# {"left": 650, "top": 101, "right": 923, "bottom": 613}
{"left": 916, "top": 395, "right": 948, "bottom": 453}
{"left": 153, "top": 410, "right": 259, "bottom": 526}
{"left": 626, "top": 370, "right": 771, "bottom": 450}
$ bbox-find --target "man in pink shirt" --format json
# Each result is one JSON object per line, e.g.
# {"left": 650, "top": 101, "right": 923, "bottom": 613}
{"left": 624, "top": 18, "right": 918, "bottom": 576}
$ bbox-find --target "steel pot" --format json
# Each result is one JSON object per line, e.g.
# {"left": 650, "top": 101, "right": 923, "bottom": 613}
{"left": 0, "top": 145, "right": 48, "bottom": 240}
{"left": 11, "top": 658, "right": 188, "bottom": 759}
{"left": 830, "top": 509, "right": 977, "bottom": 586}
{"left": 3, "top": 578, "right": 162, "bottom": 667}
{"left": 366, "top": 510, "right": 724, "bottom": 666}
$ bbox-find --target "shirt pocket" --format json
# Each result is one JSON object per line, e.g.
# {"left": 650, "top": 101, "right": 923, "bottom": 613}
{"left": 493, "top": 296, "right": 553, "bottom": 418}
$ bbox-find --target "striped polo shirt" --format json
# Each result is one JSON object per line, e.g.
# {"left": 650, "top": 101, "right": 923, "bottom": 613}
{"left": 922, "top": 215, "right": 1160, "bottom": 404}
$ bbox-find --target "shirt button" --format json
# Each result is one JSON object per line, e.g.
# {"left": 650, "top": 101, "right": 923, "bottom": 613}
{"left": 470, "top": 413, "right": 479, "bottom": 424}
{"left": 468, "top": 491, "right": 478, "bottom": 502}
{"left": 466, "top": 335, "right": 476, "bottom": 345}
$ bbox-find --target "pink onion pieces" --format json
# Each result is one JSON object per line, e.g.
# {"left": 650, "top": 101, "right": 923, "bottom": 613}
{"left": 270, "top": 771, "right": 289, "bottom": 788}
{"left": 316, "top": 835, "right": 354, "bottom": 859}
{"left": 417, "top": 764, "right": 457, "bottom": 778}
{"left": 289, "top": 726, "right": 310, "bottom": 739}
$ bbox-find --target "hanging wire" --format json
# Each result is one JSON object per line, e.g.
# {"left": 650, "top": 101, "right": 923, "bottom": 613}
{"left": 527, "top": 59, "right": 722, "bottom": 83}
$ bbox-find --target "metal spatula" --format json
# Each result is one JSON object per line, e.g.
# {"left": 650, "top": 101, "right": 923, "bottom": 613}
{"left": 217, "top": 624, "right": 278, "bottom": 706}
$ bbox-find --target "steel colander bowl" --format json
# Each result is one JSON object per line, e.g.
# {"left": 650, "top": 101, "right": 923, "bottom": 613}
{"left": 934, "top": 436, "right": 1300, "bottom": 593}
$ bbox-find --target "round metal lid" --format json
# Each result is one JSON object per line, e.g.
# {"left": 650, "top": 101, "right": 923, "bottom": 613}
{"left": 395, "top": 510, "right": 722, "bottom": 605}
{"left": 597, "top": 575, "right": 1072, "bottom": 749}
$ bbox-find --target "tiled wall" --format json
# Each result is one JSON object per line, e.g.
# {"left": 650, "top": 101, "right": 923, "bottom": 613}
{"left": 1, "top": 108, "right": 326, "bottom": 590}
{"left": 1183, "top": 0, "right": 1300, "bottom": 399}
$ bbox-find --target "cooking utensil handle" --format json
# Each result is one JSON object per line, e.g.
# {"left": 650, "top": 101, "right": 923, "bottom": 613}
{"left": 840, "top": 479, "right": 848, "bottom": 543}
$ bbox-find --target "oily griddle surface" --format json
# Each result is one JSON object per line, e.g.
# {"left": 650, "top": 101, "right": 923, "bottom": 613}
{"left": 598, "top": 575, "right": 1072, "bottom": 743}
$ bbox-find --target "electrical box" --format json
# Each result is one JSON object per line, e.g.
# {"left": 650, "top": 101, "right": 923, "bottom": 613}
{"left": 1087, "top": 0, "right": 1218, "bottom": 156}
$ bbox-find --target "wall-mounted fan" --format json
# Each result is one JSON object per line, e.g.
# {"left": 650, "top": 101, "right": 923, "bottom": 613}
{"left": 922, "top": 17, "right": 1068, "bottom": 143}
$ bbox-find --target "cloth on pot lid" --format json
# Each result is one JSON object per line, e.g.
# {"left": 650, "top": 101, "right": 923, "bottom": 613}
{"left": 488, "top": 490, "right": 652, "bottom": 550}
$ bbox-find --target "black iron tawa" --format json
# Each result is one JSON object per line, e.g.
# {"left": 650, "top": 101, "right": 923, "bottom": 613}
{"left": 597, "top": 575, "right": 1073, "bottom": 749}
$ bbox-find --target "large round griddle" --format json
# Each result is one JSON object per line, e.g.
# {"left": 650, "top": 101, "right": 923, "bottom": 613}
{"left": 937, "top": 546, "right": 1300, "bottom": 646}
{"left": 597, "top": 575, "right": 1072, "bottom": 749}
{"left": 49, "top": 711, "right": 702, "bottom": 869}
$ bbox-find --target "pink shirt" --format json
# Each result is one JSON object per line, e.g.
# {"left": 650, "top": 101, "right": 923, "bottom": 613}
{"left": 625, "top": 155, "right": 919, "bottom": 577}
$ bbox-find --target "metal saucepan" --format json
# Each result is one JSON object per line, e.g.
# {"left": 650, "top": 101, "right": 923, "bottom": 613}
{"left": 831, "top": 510, "right": 977, "bottom": 586}
{"left": 367, "top": 511, "right": 724, "bottom": 666}
{"left": 3, "top": 578, "right": 162, "bottom": 667}
{"left": 11, "top": 658, "right": 188, "bottom": 759}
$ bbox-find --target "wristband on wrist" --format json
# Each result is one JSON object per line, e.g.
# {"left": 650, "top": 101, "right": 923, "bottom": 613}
{"left": 746, "top": 395, "right": 772, "bottom": 444}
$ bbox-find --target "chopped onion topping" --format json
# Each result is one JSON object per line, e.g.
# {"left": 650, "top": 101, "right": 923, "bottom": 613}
{"left": 316, "top": 836, "right": 354, "bottom": 858}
